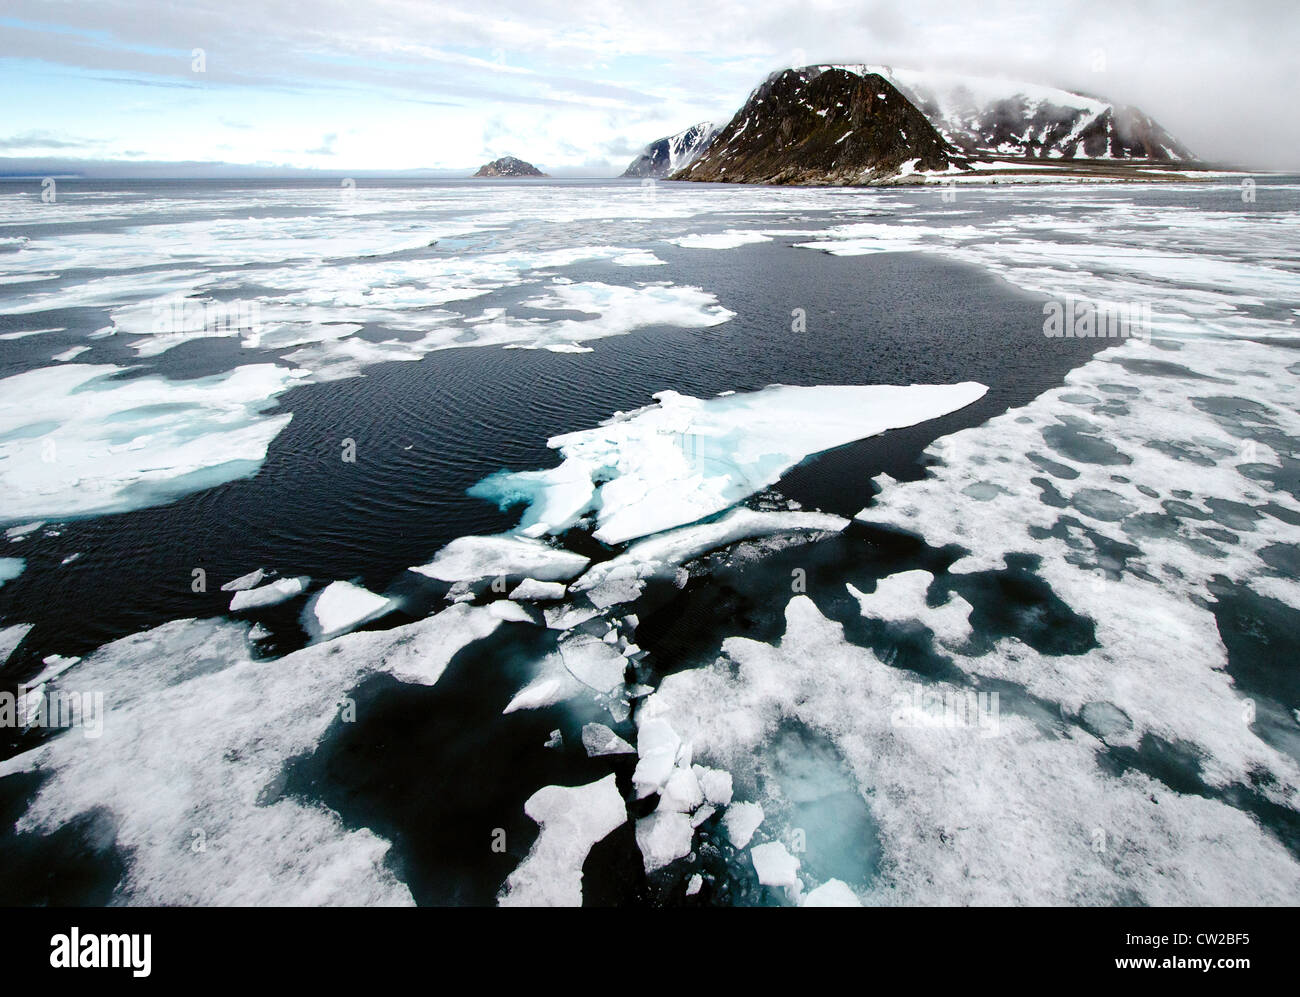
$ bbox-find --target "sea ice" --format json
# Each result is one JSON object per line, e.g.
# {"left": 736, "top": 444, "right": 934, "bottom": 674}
{"left": 751, "top": 841, "right": 802, "bottom": 895}
{"left": 581, "top": 723, "right": 636, "bottom": 757}
{"left": 635, "top": 810, "right": 695, "bottom": 873}
{"left": 557, "top": 632, "right": 627, "bottom": 692}
{"left": 508, "top": 578, "right": 568, "bottom": 601}
{"left": 668, "top": 231, "right": 772, "bottom": 250}
{"left": 410, "top": 534, "right": 589, "bottom": 584}
{"left": 640, "top": 596, "right": 1300, "bottom": 904}
{"left": 722, "top": 802, "right": 764, "bottom": 849}
{"left": 302, "top": 581, "right": 395, "bottom": 641}
{"left": 802, "top": 879, "right": 862, "bottom": 907}
{"left": 498, "top": 775, "right": 627, "bottom": 906}
{"left": 0, "top": 598, "right": 513, "bottom": 905}
{"left": 0, "top": 363, "right": 299, "bottom": 522}
{"left": 569, "top": 508, "right": 848, "bottom": 606}
{"left": 221, "top": 568, "right": 269, "bottom": 592}
{"left": 229, "top": 576, "right": 306, "bottom": 611}
{"left": 471, "top": 382, "right": 987, "bottom": 544}
{"left": 0, "top": 623, "right": 33, "bottom": 665}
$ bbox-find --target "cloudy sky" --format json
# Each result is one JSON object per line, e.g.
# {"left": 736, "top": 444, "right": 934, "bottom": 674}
{"left": 1, "top": 0, "right": 1297, "bottom": 174}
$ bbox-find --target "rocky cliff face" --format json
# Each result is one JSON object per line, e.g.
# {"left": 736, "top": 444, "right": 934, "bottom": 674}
{"left": 675, "top": 67, "right": 955, "bottom": 185}
{"left": 671, "top": 64, "right": 1196, "bottom": 186}
{"left": 473, "top": 156, "right": 548, "bottom": 177}
{"left": 621, "top": 122, "right": 719, "bottom": 178}
{"left": 835, "top": 65, "right": 1194, "bottom": 162}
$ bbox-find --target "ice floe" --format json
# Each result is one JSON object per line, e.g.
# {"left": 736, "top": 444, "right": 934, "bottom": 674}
{"left": 0, "top": 363, "right": 300, "bottom": 522}
{"left": 498, "top": 775, "right": 626, "bottom": 906}
{"left": 229, "top": 576, "right": 306, "bottom": 612}
{"left": 410, "top": 534, "right": 589, "bottom": 585}
{"left": 668, "top": 231, "right": 772, "bottom": 250}
{"left": 0, "top": 600, "right": 511, "bottom": 904}
{"left": 472, "top": 382, "right": 986, "bottom": 544}
{"left": 220, "top": 568, "right": 268, "bottom": 592}
{"left": 581, "top": 722, "right": 636, "bottom": 757}
{"left": 0, "top": 622, "right": 32, "bottom": 664}
{"left": 302, "top": 580, "right": 395, "bottom": 641}
{"left": 638, "top": 596, "right": 1300, "bottom": 903}
{"left": 802, "top": 879, "right": 862, "bottom": 907}
{"left": 508, "top": 578, "right": 568, "bottom": 601}
{"left": 635, "top": 811, "right": 695, "bottom": 873}
{"left": 569, "top": 508, "right": 848, "bottom": 607}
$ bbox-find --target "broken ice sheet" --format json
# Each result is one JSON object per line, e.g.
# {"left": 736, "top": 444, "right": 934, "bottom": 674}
{"left": 0, "top": 363, "right": 300, "bottom": 522}
{"left": 470, "top": 381, "right": 987, "bottom": 544}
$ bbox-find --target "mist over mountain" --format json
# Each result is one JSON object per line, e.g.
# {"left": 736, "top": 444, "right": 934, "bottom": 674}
{"left": 672, "top": 64, "right": 1204, "bottom": 185}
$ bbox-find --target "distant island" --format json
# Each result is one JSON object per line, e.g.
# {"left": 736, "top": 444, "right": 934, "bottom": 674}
{"left": 473, "top": 156, "right": 548, "bottom": 177}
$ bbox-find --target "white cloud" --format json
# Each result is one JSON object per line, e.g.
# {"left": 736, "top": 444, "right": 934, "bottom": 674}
{"left": 0, "top": 0, "right": 1295, "bottom": 171}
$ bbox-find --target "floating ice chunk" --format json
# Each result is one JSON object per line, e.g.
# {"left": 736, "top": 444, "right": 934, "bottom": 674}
{"left": 382, "top": 603, "right": 504, "bottom": 686}
{"left": 751, "top": 841, "right": 802, "bottom": 894}
{"left": 611, "top": 250, "right": 667, "bottom": 266}
{"left": 634, "top": 718, "right": 685, "bottom": 799}
{"left": 558, "top": 632, "right": 627, "bottom": 692}
{"left": 498, "top": 774, "right": 626, "bottom": 906}
{"left": 28, "top": 653, "right": 81, "bottom": 686}
{"left": 0, "top": 363, "right": 298, "bottom": 521}
{"left": 503, "top": 649, "right": 588, "bottom": 713}
{"left": 694, "top": 765, "right": 734, "bottom": 807}
{"left": 658, "top": 765, "right": 705, "bottom": 813}
{"left": 504, "top": 676, "right": 568, "bottom": 713}
{"left": 51, "top": 346, "right": 90, "bottom": 363}
{"left": 723, "top": 802, "right": 765, "bottom": 849}
{"left": 410, "top": 534, "right": 589, "bottom": 584}
{"left": 0, "top": 557, "right": 24, "bottom": 585}
{"left": 585, "top": 566, "right": 651, "bottom": 608}
{"left": 646, "top": 596, "right": 1300, "bottom": 904}
{"left": 686, "top": 873, "right": 703, "bottom": 896}
{"left": 0, "top": 325, "right": 61, "bottom": 339}
{"left": 229, "top": 576, "right": 306, "bottom": 612}
{"left": 302, "top": 581, "right": 394, "bottom": 641}
{"left": 221, "top": 568, "right": 268, "bottom": 592}
{"left": 802, "top": 879, "right": 862, "bottom": 907}
{"left": 581, "top": 723, "right": 636, "bottom": 757}
{"left": 690, "top": 804, "right": 716, "bottom": 828}
{"left": 635, "top": 810, "right": 694, "bottom": 873}
{"left": 847, "top": 571, "right": 973, "bottom": 647}
{"left": 472, "top": 383, "right": 986, "bottom": 544}
{"left": 508, "top": 578, "right": 567, "bottom": 601}
{"left": 0, "top": 601, "right": 513, "bottom": 904}
{"left": 0, "top": 623, "right": 33, "bottom": 666}
{"left": 668, "top": 231, "right": 772, "bottom": 250}
{"left": 464, "top": 281, "right": 734, "bottom": 354}
{"left": 543, "top": 604, "right": 601, "bottom": 631}
{"left": 488, "top": 600, "right": 535, "bottom": 624}
{"left": 571, "top": 508, "right": 848, "bottom": 605}
{"left": 5, "top": 522, "right": 44, "bottom": 540}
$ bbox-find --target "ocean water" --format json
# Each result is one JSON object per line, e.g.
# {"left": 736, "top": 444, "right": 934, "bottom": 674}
{"left": 0, "top": 176, "right": 1297, "bottom": 906}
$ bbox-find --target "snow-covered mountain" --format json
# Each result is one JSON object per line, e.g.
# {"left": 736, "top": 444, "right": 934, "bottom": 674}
{"left": 675, "top": 64, "right": 1197, "bottom": 186}
{"left": 857, "top": 65, "right": 1194, "bottom": 161}
{"left": 621, "top": 122, "right": 720, "bottom": 178}
{"left": 677, "top": 67, "right": 956, "bottom": 185}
